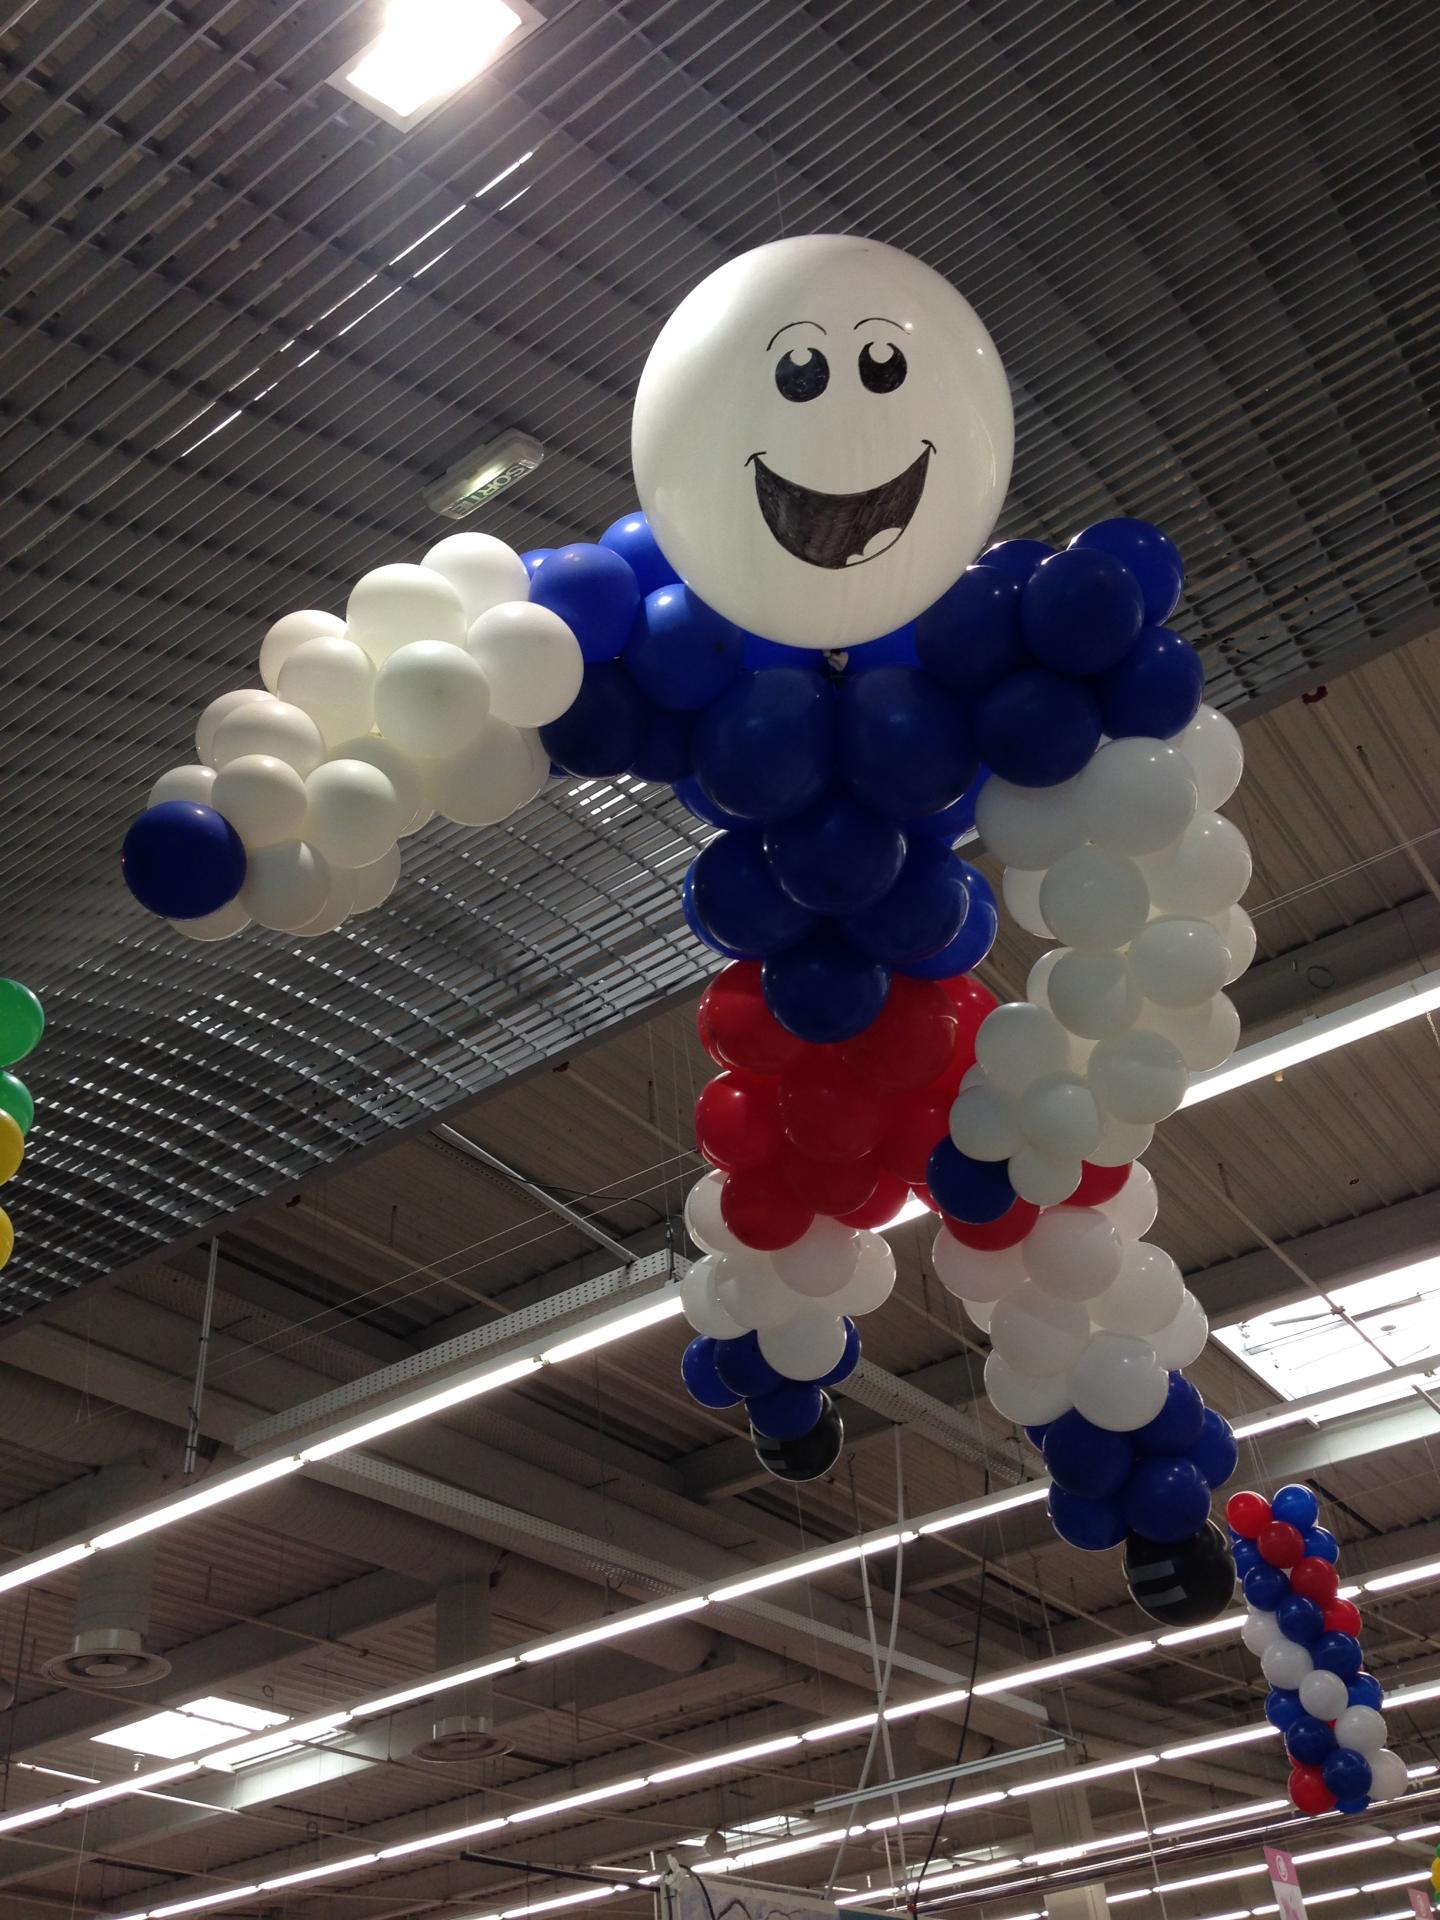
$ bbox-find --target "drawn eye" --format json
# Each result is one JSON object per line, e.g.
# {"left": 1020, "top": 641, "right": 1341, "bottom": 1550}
{"left": 774, "top": 346, "right": 830, "bottom": 402}
{"left": 858, "top": 340, "right": 907, "bottom": 393}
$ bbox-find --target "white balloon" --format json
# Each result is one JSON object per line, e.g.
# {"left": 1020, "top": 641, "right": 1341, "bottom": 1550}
{"left": 1128, "top": 917, "right": 1232, "bottom": 1008}
{"left": 632, "top": 234, "right": 1014, "bottom": 650}
{"left": 422, "top": 531, "right": 530, "bottom": 624}
{"left": 975, "top": 1003, "right": 1072, "bottom": 1095}
{"left": 830, "top": 1232, "right": 896, "bottom": 1317}
{"left": 961, "top": 1296, "right": 993, "bottom": 1333}
{"left": 976, "top": 774, "right": 1087, "bottom": 871}
{"left": 1134, "top": 991, "right": 1240, "bottom": 1071}
{"left": 1087, "top": 1029, "right": 1188, "bottom": 1124}
{"left": 171, "top": 898, "right": 251, "bottom": 941}
{"left": 277, "top": 636, "right": 375, "bottom": 747}
{"left": 1008, "top": 1145, "right": 1082, "bottom": 1207}
{"left": 1068, "top": 1332, "right": 1169, "bottom": 1431}
{"left": 1297, "top": 1668, "right": 1348, "bottom": 1718}
{"left": 1088, "top": 1111, "right": 1155, "bottom": 1167}
{"left": 1262, "top": 1639, "right": 1314, "bottom": 1690}
{"left": 467, "top": 601, "right": 585, "bottom": 727}
{"left": 1075, "top": 738, "right": 1198, "bottom": 856}
{"left": 291, "top": 864, "right": 356, "bottom": 937}
{"left": 211, "top": 753, "right": 308, "bottom": 850}
{"left": 303, "top": 759, "right": 401, "bottom": 869}
{"left": 984, "top": 1351, "right": 1073, "bottom": 1426}
{"left": 685, "top": 1172, "right": 743, "bottom": 1255}
{"left": 241, "top": 841, "right": 332, "bottom": 932}
{"left": 1367, "top": 1747, "right": 1408, "bottom": 1801}
{"left": 1333, "top": 1705, "right": 1385, "bottom": 1757}
{"left": 759, "top": 1311, "right": 848, "bottom": 1382}
{"left": 680, "top": 1255, "right": 747, "bottom": 1339}
{"left": 1026, "top": 947, "right": 1064, "bottom": 1011}
{"left": 948, "top": 1080, "right": 1022, "bottom": 1161}
{"left": 1150, "top": 1289, "right": 1209, "bottom": 1368}
{"left": 196, "top": 687, "right": 272, "bottom": 765}
{"left": 349, "top": 842, "right": 402, "bottom": 913}
{"left": 424, "top": 719, "right": 548, "bottom": 826}
{"left": 1213, "top": 903, "right": 1257, "bottom": 984}
{"left": 212, "top": 697, "right": 325, "bottom": 776}
{"left": 1175, "top": 704, "right": 1243, "bottom": 810}
{"left": 1017, "top": 1072, "right": 1101, "bottom": 1160}
{"left": 1099, "top": 1162, "right": 1159, "bottom": 1239}
{"left": 327, "top": 735, "right": 430, "bottom": 838}
{"left": 716, "top": 1259, "right": 795, "bottom": 1332}
{"left": 1002, "top": 866, "right": 1052, "bottom": 939}
{"left": 1040, "top": 846, "right": 1150, "bottom": 952}
{"left": 346, "top": 563, "right": 467, "bottom": 664}
{"left": 932, "top": 1231, "right": 1028, "bottom": 1302}
{"left": 1144, "top": 810, "right": 1252, "bottom": 916}
{"left": 374, "top": 641, "right": 491, "bottom": 758}
{"left": 771, "top": 1217, "right": 861, "bottom": 1298}
{"left": 1046, "top": 948, "right": 1142, "bottom": 1041}
{"left": 1243, "top": 1609, "right": 1284, "bottom": 1656}
{"left": 990, "top": 1281, "right": 1090, "bottom": 1376}
{"left": 150, "top": 764, "right": 217, "bottom": 809}
{"left": 259, "top": 609, "right": 346, "bottom": 693}
{"left": 1089, "top": 1241, "right": 1183, "bottom": 1336}
{"left": 1023, "top": 1208, "right": 1123, "bottom": 1303}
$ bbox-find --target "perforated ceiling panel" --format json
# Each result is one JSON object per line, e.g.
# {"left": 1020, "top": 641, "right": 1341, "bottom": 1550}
{"left": 2, "top": 0, "right": 1437, "bottom": 1308}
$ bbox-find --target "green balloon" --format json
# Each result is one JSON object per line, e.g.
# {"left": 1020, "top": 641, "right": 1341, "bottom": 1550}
{"left": 0, "top": 1072, "right": 32, "bottom": 1137}
{"left": 0, "top": 980, "right": 43, "bottom": 1069}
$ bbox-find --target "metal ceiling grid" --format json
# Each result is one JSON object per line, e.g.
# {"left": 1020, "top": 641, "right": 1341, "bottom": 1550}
{"left": 2, "top": 0, "right": 1438, "bottom": 1316}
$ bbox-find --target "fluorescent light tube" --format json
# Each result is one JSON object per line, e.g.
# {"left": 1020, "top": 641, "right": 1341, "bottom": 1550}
{"left": 1162, "top": 1725, "right": 1279, "bottom": 1759}
{"left": 1157, "top": 1615, "right": 1246, "bottom": 1646}
{"left": 260, "top": 1853, "right": 377, "bottom": 1890}
{"left": 298, "top": 1356, "right": 542, "bottom": 1461}
{"left": 0, "top": 1542, "right": 93, "bottom": 1592}
{"left": 1366, "top": 1558, "right": 1440, "bottom": 1591}
{"left": 1009, "top": 1754, "right": 1157, "bottom": 1794}
{"left": 378, "top": 1818, "right": 506, "bottom": 1860}
{"left": 540, "top": 1294, "right": 684, "bottom": 1364}
{"left": 150, "top": 1892, "right": 262, "bottom": 1918}
{"left": 976, "top": 1641, "right": 1152, "bottom": 1694}
{"left": 1362, "top": 1871, "right": 1433, "bottom": 1891}
{"left": 649, "top": 1735, "right": 802, "bottom": 1784}
{"left": 508, "top": 1777, "right": 647, "bottom": 1821}
{"left": 520, "top": 1595, "right": 707, "bottom": 1660}
{"left": 360, "top": 1657, "right": 518, "bottom": 1717}
{"left": 1155, "top": 1798, "right": 1288, "bottom": 1834}
{"left": 70, "top": 1764, "right": 200, "bottom": 1808}
{"left": 0, "top": 1802, "right": 63, "bottom": 1833}
{"left": 91, "top": 1461, "right": 297, "bottom": 1548}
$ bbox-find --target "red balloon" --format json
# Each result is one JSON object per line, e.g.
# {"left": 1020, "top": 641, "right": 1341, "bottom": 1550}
{"left": 1062, "top": 1161, "right": 1131, "bottom": 1208}
{"left": 839, "top": 977, "right": 958, "bottom": 1094}
{"left": 720, "top": 1167, "right": 813, "bottom": 1251}
{"left": 838, "top": 1170, "right": 909, "bottom": 1229}
{"left": 945, "top": 973, "right": 999, "bottom": 1030}
{"left": 1290, "top": 1556, "right": 1340, "bottom": 1606}
{"left": 781, "top": 1056, "right": 890, "bottom": 1164}
{"left": 698, "top": 963, "right": 804, "bottom": 1076}
{"left": 921, "top": 1048, "right": 972, "bottom": 1099}
{"left": 910, "top": 1181, "right": 937, "bottom": 1213}
{"left": 1288, "top": 1764, "right": 1335, "bottom": 1816}
{"left": 783, "top": 1146, "right": 880, "bottom": 1217}
{"left": 876, "top": 1096, "right": 949, "bottom": 1185}
{"left": 1225, "top": 1490, "right": 1272, "bottom": 1539}
{"left": 694, "top": 1073, "right": 783, "bottom": 1173}
{"left": 1258, "top": 1520, "right": 1306, "bottom": 1569}
{"left": 943, "top": 1198, "right": 1040, "bottom": 1251}
{"left": 1323, "top": 1598, "right": 1362, "bottom": 1636}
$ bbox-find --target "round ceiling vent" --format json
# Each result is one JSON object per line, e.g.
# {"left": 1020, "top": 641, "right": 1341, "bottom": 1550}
{"left": 410, "top": 1714, "right": 511, "bottom": 1763}
{"left": 42, "top": 1628, "right": 172, "bottom": 1689}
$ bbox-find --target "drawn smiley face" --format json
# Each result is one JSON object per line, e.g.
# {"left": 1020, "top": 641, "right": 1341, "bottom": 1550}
{"left": 632, "top": 234, "right": 1013, "bottom": 649}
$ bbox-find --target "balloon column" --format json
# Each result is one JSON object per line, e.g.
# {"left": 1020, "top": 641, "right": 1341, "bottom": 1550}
{"left": 0, "top": 978, "right": 45, "bottom": 1274}
{"left": 1230, "top": 1482, "right": 1407, "bottom": 1816}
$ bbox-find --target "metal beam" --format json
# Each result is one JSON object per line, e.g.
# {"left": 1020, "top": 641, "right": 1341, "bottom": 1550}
{"left": 1229, "top": 894, "right": 1440, "bottom": 1033}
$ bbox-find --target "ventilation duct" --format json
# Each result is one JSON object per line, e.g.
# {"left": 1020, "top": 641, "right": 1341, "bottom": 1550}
{"left": 41, "top": 1467, "right": 171, "bottom": 1689}
{"left": 411, "top": 1570, "right": 511, "bottom": 1762}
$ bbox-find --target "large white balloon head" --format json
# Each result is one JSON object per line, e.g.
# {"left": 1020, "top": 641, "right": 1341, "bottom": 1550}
{"left": 631, "top": 234, "right": 1013, "bottom": 649}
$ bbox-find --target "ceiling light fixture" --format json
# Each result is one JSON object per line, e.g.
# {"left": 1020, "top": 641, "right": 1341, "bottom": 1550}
{"left": 333, "top": 0, "right": 537, "bottom": 129}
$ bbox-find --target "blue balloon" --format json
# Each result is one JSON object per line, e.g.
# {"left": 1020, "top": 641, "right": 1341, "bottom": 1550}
{"left": 1271, "top": 1484, "right": 1321, "bottom": 1531}
{"left": 681, "top": 1337, "right": 740, "bottom": 1409}
{"left": 748, "top": 1381, "right": 824, "bottom": 1442}
{"left": 1048, "top": 1486, "right": 1127, "bottom": 1552}
{"left": 529, "top": 543, "right": 641, "bottom": 662}
{"left": 1095, "top": 626, "right": 1204, "bottom": 741}
{"left": 682, "top": 867, "right": 751, "bottom": 960}
{"left": 520, "top": 547, "right": 553, "bottom": 577}
{"left": 598, "top": 510, "right": 678, "bottom": 597}
{"left": 845, "top": 623, "right": 920, "bottom": 671}
{"left": 837, "top": 666, "right": 978, "bottom": 821}
{"left": 842, "top": 838, "right": 969, "bottom": 965}
{"left": 540, "top": 661, "right": 649, "bottom": 776}
{"left": 1071, "top": 518, "right": 1184, "bottom": 625}
{"left": 1187, "top": 1408, "right": 1239, "bottom": 1491}
{"left": 1334, "top": 1795, "right": 1371, "bottom": 1817}
{"left": 1043, "top": 1410, "right": 1133, "bottom": 1498}
{"left": 954, "top": 860, "right": 996, "bottom": 920}
{"left": 974, "top": 669, "right": 1102, "bottom": 787}
{"left": 1243, "top": 1563, "right": 1291, "bottom": 1611}
{"left": 926, "top": 1138, "right": 1014, "bottom": 1223}
{"left": 1285, "top": 1713, "right": 1337, "bottom": 1767}
{"left": 1121, "top": 1456, "right": 1211, "bottom": 1542}
{"left": 623, "top": 585, "right": 745, "bottom": 712}
{"left": 693, "top": 669, "right": 835, "bottom": 823}
{"left": 1347, "top": 1672, "right": 1384, "bottom": 1711}
{"left": 764, "top": 794, "right": 907, "bottom": 915}
{"left": 632, "top": 706, "right": 694, "bottom": 783}
{"left": 673, "top": 774, "right": 746, "bottom": 832}
{"left": 897, "top": 893, "right": 998, "bottom": 980}
{"left": 1024, "top": 1422, "right": 1052, "bottom": 1452}
{"left": 813, "top": 1318, "right": 861, "bottom": 1387}
{"left": 1133, "top": 1372, "right": 1206, "bottom": 1455}
{"left": 1022, "top": 548, "right": 1145, "bottom": 675}
{"left": 122, "top": 802, "right": 246, "bottom": 920}
{"left": 1277, "top": 1593, "right": 1325, "bottom": 1648}
{"left": 1303, "top": 1525, "right": 1339, "bottom": 1564}
{"left": 713, "top": 1331, "right": 782, "bottom": 1400}
{"left": 1265, "top": 1687, "right": 1304, "bottom": 1731}
{"left": 1313, "top": 1631, "right": 1364, "bottom": 1680}
{"left": 910, "top": 769, "right": 989, "bottom": 843}
{"left": 688, "top": 832, "right": 818, "bottom": 958}
{"left": 1232, "top": 1537, "right": 1261, "bottom": 1577}
{"left": 762, "top": 930, "right": 889, "bottom": 1045}
{"left": 916, "top": 565, "right": 1027, "bottom": 698}
{"left": 981, "top": 538, "right": 1055, "bottom": 582}
{"left": 741, "top": 631, "right": 826, "bottom": 671}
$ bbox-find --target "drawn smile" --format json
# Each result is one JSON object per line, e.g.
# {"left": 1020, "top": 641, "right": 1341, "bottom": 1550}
{"left": 747, "top": 441, "right": 934, "bottom": 570}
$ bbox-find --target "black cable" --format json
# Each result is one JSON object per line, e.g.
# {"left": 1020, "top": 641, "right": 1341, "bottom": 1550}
{"left": 908, "top": 1528, "right": 991, "bottom": 1913}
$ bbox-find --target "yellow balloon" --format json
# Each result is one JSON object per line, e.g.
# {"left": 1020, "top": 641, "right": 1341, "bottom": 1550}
{"left": 0, "top": 1113, "right": 20, "bottom": 1186}
{"left": 0, "top": 1208, "right": 11, "bottom": 1271}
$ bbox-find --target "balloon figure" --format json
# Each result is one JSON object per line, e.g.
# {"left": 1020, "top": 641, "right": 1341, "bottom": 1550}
{"left": 0, "top": 977, "right": 44, "bottom": 1276}
{"left": 1231, "top": 1482, "right": 1406, "bottom": 1817}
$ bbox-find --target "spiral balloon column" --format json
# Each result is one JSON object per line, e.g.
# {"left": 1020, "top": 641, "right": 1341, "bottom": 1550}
{"left": 0, "top": 979, "right": 43, "bottom": 1275}
{"left": 1230, "top": 1483, "right": 1407, "bottom": 1816}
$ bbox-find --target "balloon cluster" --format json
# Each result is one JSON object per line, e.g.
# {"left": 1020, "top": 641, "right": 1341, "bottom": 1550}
{"left": 0, "top": 979, "right": 44, "bottom": 1274}
{"left": 1231, "top": 1483, "right": 1407, "bottom": 1817}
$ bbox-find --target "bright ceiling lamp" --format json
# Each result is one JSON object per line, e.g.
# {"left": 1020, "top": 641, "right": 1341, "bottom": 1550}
{"left": 335, "top": 0, "right": 537, "bottom": 128}
{"left": 94, "top": 1697, "right": 287, "bottom": 1761}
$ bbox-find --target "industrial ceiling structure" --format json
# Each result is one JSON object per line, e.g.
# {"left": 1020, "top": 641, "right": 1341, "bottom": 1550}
{"left": 0, "top": 5, "right": 1438, "bottom": 1920}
